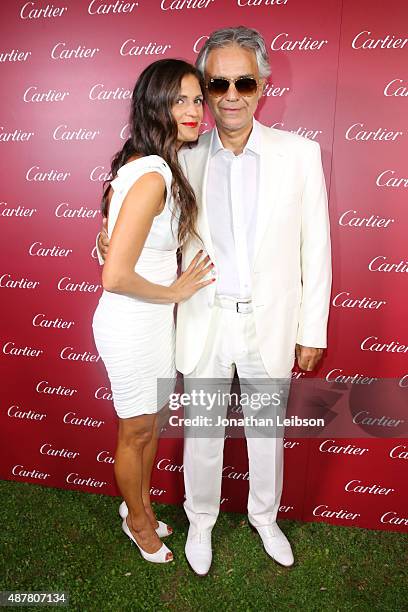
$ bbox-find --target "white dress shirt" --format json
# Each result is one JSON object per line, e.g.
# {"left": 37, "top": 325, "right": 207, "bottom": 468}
{"left": 206, "top": 119, "right": 260, "bottom": 299}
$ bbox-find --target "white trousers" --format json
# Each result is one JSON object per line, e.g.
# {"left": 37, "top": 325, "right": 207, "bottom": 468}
{"left": 183, "top": 301, "right": 289, "bottom": 533}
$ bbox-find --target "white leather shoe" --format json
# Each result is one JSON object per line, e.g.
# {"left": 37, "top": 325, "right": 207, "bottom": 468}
{"left": 122, "top": 518, "right": 173, "bottom": 564}
{"left": 249, "top": 521, "right": 294, "bottom": 567}
{"left": 119, "top": 501, "right": 173, "bottom": 538}
{"left": 185, "top": 527, "right": 212, "bottom": 576}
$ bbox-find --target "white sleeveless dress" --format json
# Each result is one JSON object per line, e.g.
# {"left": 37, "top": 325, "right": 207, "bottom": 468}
{"left": 92, "top": 155, "right": 178, "bottom": 418}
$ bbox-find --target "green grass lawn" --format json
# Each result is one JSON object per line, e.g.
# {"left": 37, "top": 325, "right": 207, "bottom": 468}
{"left": 0, "top": 480, "right": 406, "bottom": 612}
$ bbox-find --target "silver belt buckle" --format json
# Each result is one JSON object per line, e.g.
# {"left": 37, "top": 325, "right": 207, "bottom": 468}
{"left": 236, "top": 301, "right": 251, "bottom": 314}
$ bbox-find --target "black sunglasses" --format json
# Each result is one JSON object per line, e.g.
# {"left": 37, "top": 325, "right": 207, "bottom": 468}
{"left": 206, "top": 76, "right": 259, "bottom": 97}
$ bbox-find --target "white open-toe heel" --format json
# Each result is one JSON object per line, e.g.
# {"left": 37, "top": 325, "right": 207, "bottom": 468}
{"left": 122, "top": 518, "right": 173, "bottom": 564}
{"left": 119, "top": 501, "right": 173, "bottom": 538}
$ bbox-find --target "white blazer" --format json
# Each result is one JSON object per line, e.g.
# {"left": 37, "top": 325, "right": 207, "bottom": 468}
{"left": 176, "top": 124, "right": 332, "bottom": 378}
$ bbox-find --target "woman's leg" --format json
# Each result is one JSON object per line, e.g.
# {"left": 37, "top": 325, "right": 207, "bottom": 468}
{"left": 141, "top": 417, "right": 159, "bottom": 528}
{"left": 141, "top": 406, "right": 172, "bottom": 530}
{"left": 114, "top": 413, "right": 172, "bottom": 558}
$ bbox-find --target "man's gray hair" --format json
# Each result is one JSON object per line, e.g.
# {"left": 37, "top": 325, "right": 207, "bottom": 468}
{"left": 196, "top": 26, "right": 271, "bottom": 79}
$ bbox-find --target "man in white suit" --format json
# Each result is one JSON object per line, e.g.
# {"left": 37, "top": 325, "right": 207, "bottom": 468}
{"left": 177, "top": 26, "right": 331, "bottom": 575}
{"left": 99, "top": 26, "right": 331, "bottom": 575}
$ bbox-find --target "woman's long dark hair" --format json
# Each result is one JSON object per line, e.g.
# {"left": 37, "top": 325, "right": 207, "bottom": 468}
{"left": 102, "top": 59, "right": 204, "bottom": 246}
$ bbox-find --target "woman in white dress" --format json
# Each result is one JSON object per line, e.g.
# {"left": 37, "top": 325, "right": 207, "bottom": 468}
{"left": 92, "top": 59, "right": 214, "bottom": 564}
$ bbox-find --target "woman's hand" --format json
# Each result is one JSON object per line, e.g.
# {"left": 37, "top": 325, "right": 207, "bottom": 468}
{"left": 98, "top": 217, "right": 109, "bottom": 262}
{"left": 170, "top": 251, "right": 214, "bottom": 303}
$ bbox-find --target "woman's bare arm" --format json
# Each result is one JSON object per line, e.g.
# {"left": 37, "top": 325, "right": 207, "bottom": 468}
{"left": 102, "top": 172, "right": 213, "bottom": 303}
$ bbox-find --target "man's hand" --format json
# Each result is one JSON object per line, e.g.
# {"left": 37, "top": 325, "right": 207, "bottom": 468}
{"left": 98, "top": 217, "right": 109, "bottom": 262}
{"left": 295, "top": 344, "right": 324, "bottom": 371}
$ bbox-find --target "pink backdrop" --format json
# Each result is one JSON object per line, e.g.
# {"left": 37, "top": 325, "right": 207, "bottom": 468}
{"left": 0, "top": 0, "right": 407, "bottom": 533}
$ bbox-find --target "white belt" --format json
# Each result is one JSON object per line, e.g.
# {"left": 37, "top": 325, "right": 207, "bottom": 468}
{"left": 214, "top": 295, "right": 253, "bottom": 313}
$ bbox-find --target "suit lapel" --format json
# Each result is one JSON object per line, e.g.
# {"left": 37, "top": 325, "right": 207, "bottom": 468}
{"left": 253, "top": 125, "right": 286, "bottom": 264}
